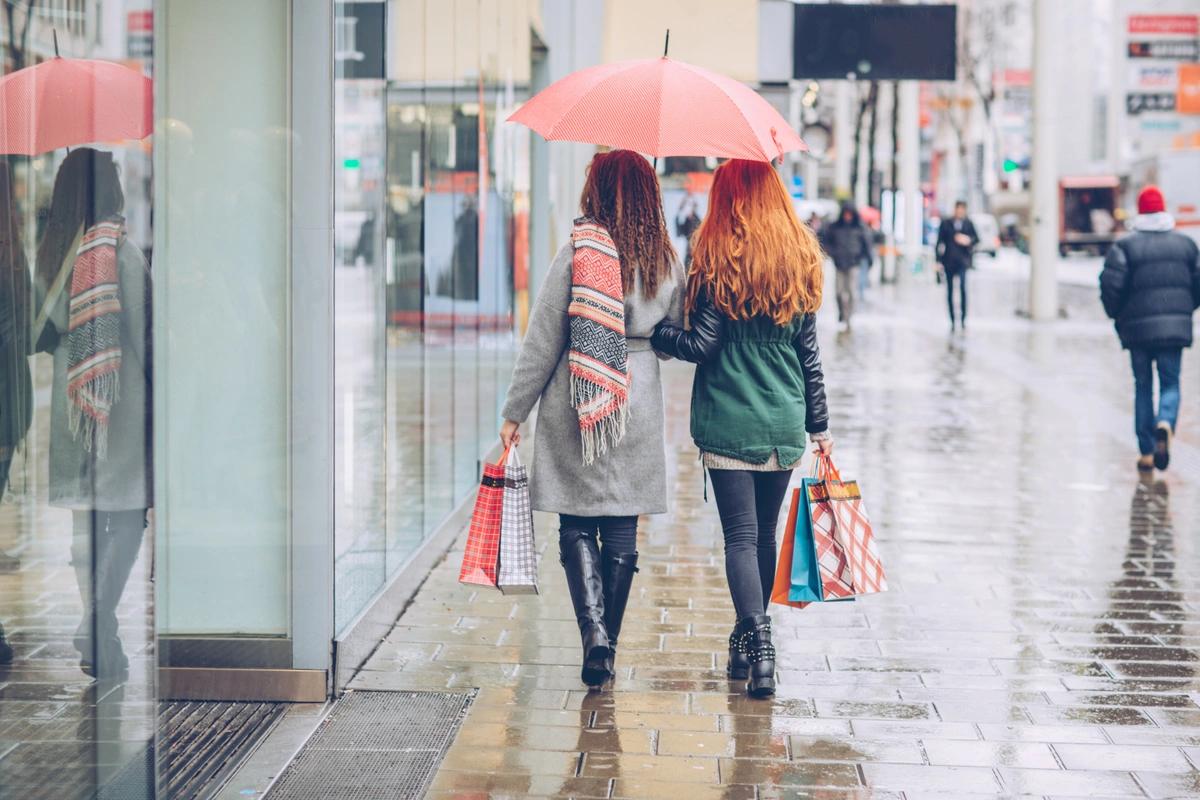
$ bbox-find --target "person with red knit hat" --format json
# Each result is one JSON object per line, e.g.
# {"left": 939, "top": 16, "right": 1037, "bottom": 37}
{"left": 1100, "top": 185, "right": 1200, "bottom": 472}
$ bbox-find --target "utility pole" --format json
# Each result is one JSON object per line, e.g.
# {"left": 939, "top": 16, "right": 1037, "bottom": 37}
{"left": 1029, "top": 0, "right": 1059, "bottom": 321}
{"left": 834, "top": 81, "right": 853, "bottom": 198}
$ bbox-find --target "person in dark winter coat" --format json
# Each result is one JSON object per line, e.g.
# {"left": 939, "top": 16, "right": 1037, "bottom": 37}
{"left": 1100, "top": 185, "right": 1200, "bottom": 473}
{"left": 936, "top": 201, "right": 979, "bottom": 331}
{"left": 653, "top": 160, "right": 832, "bottom": 699}
{"left": 820, "top": 202, "right": 873, "bottom": 329}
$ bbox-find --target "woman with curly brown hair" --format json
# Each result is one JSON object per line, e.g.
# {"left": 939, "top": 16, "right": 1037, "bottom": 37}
{"left": 653, "top": 159, "right": 832, "bottom": 698}
{"left": 499, "top": 150, "right": 682, "bottom": 688}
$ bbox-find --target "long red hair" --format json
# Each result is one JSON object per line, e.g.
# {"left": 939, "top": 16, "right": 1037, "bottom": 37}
{"left": 686, "top": 159, "right": 823, "bottom": 325}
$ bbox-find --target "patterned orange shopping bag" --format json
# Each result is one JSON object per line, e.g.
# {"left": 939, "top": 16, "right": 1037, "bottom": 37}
{"left": 458, "top": 445, "right": 510, "bottom": 587}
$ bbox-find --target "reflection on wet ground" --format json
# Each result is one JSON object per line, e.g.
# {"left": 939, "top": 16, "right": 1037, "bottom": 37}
{"left": 363, "top": 271, "right": 1200, "bottom": 798}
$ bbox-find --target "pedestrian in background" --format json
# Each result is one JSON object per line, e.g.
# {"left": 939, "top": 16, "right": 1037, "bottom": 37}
{"left": 1100, "top": 185, "right": 1200, "bottom": 474}
{"left": 675, "top": 194, "right": 702, "bottom": 266}
{"left": 653, "top": 159, "right": 832, "bottom": 698}
{"left": 820, "top": 202, "right": 873, "bottom": 331}
{"left": 936, "top": 200, "right": 978, "bottom": 332}
{"left": 33, "top": 148, "right": 153, "bottom": 680}
{"left": 499, "top": 150, "right": 683, "bottom": 689}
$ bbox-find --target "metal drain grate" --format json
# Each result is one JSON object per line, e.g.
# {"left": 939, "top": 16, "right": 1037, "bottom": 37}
{"left": 95, "top": 701, "right": 285, "bottom": 800}
{"left": 266, "top": 691, "right": 475, "bottom": 800}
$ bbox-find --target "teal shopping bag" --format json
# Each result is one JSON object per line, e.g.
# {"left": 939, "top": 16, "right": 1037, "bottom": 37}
{"left": 788, "top": 477, "right": 824, "bottom": 603}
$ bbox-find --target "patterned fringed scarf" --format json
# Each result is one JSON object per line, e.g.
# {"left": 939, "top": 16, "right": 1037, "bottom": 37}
{"left": 66, "top": 219, "right": 124, "bottom": 459}
{"left": 569, "top": 218, "right": 630, "bottom": 465}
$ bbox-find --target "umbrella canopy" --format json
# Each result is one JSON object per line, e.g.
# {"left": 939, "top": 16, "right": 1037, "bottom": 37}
{"left": 508, "top": 57, "right": 806, "bottom": 162}
{"left": 0, "top": 57, "right": 152, "bottom": 155}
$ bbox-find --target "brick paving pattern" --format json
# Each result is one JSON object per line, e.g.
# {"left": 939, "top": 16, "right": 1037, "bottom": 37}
{"left": 354, "top": 271, "right": 1200, "bottom": 799}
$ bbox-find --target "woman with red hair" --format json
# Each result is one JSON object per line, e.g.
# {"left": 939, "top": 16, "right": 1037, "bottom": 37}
{"left": 653, "top": 159, "right": 832, "bottom": 698}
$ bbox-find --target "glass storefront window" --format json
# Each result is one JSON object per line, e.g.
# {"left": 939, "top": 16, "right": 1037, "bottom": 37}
{"left": 1, "top": 5, "right": 157, "bottom": 797}
{"left": 333, "top": 0, "right": 529, "bottom": 634}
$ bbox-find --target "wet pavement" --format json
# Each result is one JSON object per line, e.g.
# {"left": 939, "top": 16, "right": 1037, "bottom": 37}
{"left": 351, "top": 267, "right": 1200, "bottom": 799}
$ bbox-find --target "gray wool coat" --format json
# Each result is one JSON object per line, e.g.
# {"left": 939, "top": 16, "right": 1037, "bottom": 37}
{"left": 502, "top": 243, "right": 684, "bottom": 517}
{"left": 45, "top": 239, "right": 152, "bottom": 511}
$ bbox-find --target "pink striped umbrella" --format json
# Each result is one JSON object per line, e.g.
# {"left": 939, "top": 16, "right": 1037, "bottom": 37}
{"left": 0, "top": 57, "right": 152, "bottom": 155}
{"left": 508, "top": 57, "right": 806, "bottom": 162}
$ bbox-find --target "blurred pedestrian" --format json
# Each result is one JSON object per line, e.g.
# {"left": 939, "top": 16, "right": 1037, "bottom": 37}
{"left": 653, "top": 160, "right": 832, "bottom": 698}
{"left": 820, "top": 202, "right": 873, "bottom": 331}
{"left": 1100, "top": 185, "right": 1200, "bottom": 474}
{"left": 806, "top": 212, "right": 823, "bottom": 236}
{"left": 936, "top": 200, "right": 978, "bottom": 331}
{"left": 33, "top": 148, "right": 153, "bottom": 680}
{"left": 499, "top": 150, "right": 683, "bottom": 689}
{"left": 675, "top": 194, "right": 702, "bottom": 266}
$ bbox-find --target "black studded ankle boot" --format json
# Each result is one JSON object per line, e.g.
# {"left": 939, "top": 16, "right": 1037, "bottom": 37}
{"left": 727, "top": 620, "right": 749, "bottom": 680}
{"left": 738, "top": 614, "right": 776, "bottom": 698}
{"left": 560, "top": 531, "right": 611, "bottom": 687}
{"left": 601, "top": 551, "right": 639, "bottom": 679}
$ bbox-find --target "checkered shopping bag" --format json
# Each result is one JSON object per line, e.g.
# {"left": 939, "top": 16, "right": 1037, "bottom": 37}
{"left": 458, "top": 445, "right": 509, "bottom": 587}
{"left": 497, "top": 446, "right": 539, "bottom": 595}
{"left": 803, "top": 454, "right": 887, "bottom": 600}
{"left": 824, "top": 459, "right": 887, "bottom": 597}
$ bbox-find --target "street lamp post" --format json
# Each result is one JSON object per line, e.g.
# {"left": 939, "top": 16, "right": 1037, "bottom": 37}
{"left": 899, "top": 80, "right": 921, "bottom": 278}
{"left": 1030, "top": 0, "right": 1059, "bottom": 321}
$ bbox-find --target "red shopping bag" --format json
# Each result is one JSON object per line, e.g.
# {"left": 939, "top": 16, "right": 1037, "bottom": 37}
{"left": 459, "top": 445, "right": 510, "bottom": 587}
{"left": 812, "top": 454, "right": 887, "bottom": 598}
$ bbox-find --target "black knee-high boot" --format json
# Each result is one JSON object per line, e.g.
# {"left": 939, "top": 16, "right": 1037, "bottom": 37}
{"left": 601, "top": 551, "right": 638, "bottom": 679}
{"left": 560, "top": 531, "right": 611, "bottom": 687}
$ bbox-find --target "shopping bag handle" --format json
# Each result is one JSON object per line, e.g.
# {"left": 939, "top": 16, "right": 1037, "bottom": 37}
{"left": 506, "top": 443, "right": 522, "bottom": 468}
{"left": 811, "top": 452, "right": 842, "bottom": 482}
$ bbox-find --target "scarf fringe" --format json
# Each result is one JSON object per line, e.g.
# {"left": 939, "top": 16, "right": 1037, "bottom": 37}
{"left": 571, "top": 372, "right": 630, "bottom": 465}
{"left": 67, "top": 372, "right": 120, "bottom": 460}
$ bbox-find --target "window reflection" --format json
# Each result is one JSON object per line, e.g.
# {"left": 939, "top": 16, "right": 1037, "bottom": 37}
{"left": 0, "top": 12, "right": 155, "bottom": 797}
{"left": 333, "top": 0, "right": 526, "bottom": 632}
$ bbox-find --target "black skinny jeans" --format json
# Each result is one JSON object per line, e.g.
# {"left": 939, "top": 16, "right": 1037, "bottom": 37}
{"left": 708, "top": 469, "right": 794, "bottom": 620}
{"left": 946, "top": 268, "right": 968, "bottom": 326}
{"left": 559, "top": 514, "right": 638, "bottom": 557}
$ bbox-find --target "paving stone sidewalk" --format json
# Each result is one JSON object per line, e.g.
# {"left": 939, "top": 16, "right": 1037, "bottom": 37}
{"left": 350, "top": 273, "right": 1200, "bottom": 799}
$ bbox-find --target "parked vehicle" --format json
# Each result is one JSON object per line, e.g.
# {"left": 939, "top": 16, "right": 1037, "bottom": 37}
{"left": 1059, "top": 176, "right": 1119, "bottom": 256}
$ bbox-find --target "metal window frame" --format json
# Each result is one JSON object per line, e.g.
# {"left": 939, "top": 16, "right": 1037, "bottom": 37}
{"left": 289, "top": 0, "right": 336, "bottom": 679}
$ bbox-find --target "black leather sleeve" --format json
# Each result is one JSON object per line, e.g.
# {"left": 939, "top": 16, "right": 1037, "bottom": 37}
{"left": 794, "top": 313, "right": 829, "bottom": 433}
{"left": 651, "top": 288, "right": 724, "bottom": 364}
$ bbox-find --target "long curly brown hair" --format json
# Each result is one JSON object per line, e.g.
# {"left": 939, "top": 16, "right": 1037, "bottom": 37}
{"left": 687, "top": 159, "right": 823, "bottom": 325}
{"left": 579, "top": 150, "right": 676, "bottom": 299}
